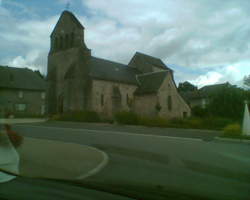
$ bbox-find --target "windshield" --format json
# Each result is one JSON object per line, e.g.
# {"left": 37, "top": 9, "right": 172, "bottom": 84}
{"left": 1, "top": 1, "right": 250, "bottom": 200}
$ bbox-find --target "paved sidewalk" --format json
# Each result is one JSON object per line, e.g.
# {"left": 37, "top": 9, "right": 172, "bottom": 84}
{"left": 0, "top": 118, "right": 48, "bottom": 124}
{"left": 16, "top": 137, "right": 108, "bottom": 180}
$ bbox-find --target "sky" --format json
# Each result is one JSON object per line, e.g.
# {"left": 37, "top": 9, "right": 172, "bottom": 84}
{"left": 0, "top": 0, "right": 250, "bottom": 88}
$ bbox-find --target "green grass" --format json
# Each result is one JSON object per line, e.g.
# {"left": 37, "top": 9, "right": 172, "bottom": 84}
{"left": 53, "top": 109, "right": 240, "bottom": 132}
{"left": 53, "top": 111, "right": 101, "bottom": 123}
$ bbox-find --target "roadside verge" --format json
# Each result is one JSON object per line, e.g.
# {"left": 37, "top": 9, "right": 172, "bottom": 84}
{"left": 214, "top": 136, "right": 250, "bottom": 144}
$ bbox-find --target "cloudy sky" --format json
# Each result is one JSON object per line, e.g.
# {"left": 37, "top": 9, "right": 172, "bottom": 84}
{"left": 0, "top": 0, "right": 250, "bottom": 88}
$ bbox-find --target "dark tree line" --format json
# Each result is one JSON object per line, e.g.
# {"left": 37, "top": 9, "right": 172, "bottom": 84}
{"left": 194, "top": 85, "right": 250, "bottom": 120}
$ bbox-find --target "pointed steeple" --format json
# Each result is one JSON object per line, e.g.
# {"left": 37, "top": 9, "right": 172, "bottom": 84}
{"left": 49, "top": 11, "right": 88, "bottom": 53}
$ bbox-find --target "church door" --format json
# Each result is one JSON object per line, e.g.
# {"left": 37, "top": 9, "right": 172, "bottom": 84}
{"left": 112, "top": 86, "right": 122, "bottom": 115}
{"left": 58, "top": 94, "right": 64, "bottom": 114}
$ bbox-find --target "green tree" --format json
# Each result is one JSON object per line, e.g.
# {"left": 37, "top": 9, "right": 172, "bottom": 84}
{"left": 207, "top": 85, "right": 250, "bottom": 120}
{"left": 243, "top": 75, "right": 250, "bottom": 88}
{"left": 178, "top": 81, "right": 197, "bottom": 92}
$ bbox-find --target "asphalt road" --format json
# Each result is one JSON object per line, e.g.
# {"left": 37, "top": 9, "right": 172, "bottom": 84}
{"left": 12, "top": 122, "right": 250, "bottom": 200}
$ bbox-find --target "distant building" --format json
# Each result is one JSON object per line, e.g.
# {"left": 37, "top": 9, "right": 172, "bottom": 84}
{"left": 199, "top": 82, "right": 231, "bottom": 96}
{"left": 179, "top": 82, "right": 231, "bottom": 108}
{"left": 0, "top": 66, "right": 46, "bottom": 117}
{"left": 47, "top": 10, "right": 191, "bottom": 119}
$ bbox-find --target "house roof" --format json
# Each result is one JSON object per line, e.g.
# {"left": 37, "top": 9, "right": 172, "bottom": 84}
{"left": 179, "top": 91, "right": 206, "bottom": 101}
{"left": 134, "top": 70, "right": 169, "bottom": 95}
{"left": 0, "top": 66, "right": 46, "bottom": 91}
{"left": 88, "top": 57, "right": 140, "bottom": 85}
{"left": 199, "top": 82, "right": 230, "bottom": 96}
{"left": 132, "top": 52, "right": 171, "bottom": 70}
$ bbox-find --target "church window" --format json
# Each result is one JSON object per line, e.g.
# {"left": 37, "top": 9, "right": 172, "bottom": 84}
{"left": 183, "top": 112, "right": 187, "bottom": 118}
{"left": 65, "top": 34, "right": 69, "bottom": 49}
{"left": 59, "top": 36, "right": 63, "bottom": 49}
{"left": 18, "top": 91, "right": 23, "bottom": 99}
{"left": 126, "top": 94, "right": 129, "bottom": 105}
{"left": 55, "top": 37, "right": 58, "bottom": 50}
{"left": 101, "top": 94, "right": 104, "bottom": 106}
{"left": 71, "top": 32, "right": 74, "bottom": 47}
{"left": 9, "top": 74, "right": 14, "bottom": 81}
{"left": 168, "top": 95, "right": 172, "bottom": 111}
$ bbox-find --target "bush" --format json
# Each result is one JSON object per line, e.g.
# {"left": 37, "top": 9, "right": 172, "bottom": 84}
{"left": 185, "top": 118, "right": 203, "bottom": 129}
{"left": 192, "top": 106, "right": 209, "bottom": 118}
{"left": 114, "top": 111, "right": 138, "bottom": 125}
{"left": 14, "top": 113, "right": 45, "bottom": 118}
{"left": 57, "top": 111, "right": 100, "bottom": 123}
{"left": 168, "top": 118, "right": 187, "bottom": 128}
{"left": 223, "top": 123, "right": 242, "bottom": 138}
{"left": 138, "top": 116, "right": 168, "bottom": 127}
{"left": 201, "top": 117, "right": 233, "bottom": 130}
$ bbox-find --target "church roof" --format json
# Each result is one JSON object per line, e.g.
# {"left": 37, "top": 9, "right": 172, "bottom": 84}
{"left": 134, "top": 70, "right": 169, "bottom": 95}
{"left": 0, "top": 66, "right": 46, "bottom": 91}
{"left": 50, "top": 10, "right": 84, "bottom": 37}
{"left": 89, "top": 57, "right": 140, "bottom": 85}
{"left": 130, "top": 52, "right": 171, "bottom": 70}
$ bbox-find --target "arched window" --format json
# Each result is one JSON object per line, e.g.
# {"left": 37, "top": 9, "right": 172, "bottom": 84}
{"left": 101, "top": 94, "right": 104, "bottom": 106}
{"left": 65, "top": 34, "right": 69, "bottom": 49}
{"left": 59, "top": 36, "right": 63, "bottom": 50}
{"left": 55, "top": 37, "right": 58, "bottom": 50}
{"left": 168, "top": 95, "right": 172, "bottom": 111}
{"left": 71, "top": 32, "right": 74, "bottom": 47}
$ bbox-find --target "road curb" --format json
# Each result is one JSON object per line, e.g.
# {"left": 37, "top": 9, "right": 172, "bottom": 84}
{"left": 76, "top": 146, "right": 109, "bottom": 180}
{"left": 0, "top": 118, "right": 48, "bottom": 124}
{"left": 214, "top": 136, "right": 250, "bottom": 144}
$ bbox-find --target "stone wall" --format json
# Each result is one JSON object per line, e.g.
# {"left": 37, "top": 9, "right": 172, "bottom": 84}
{"left": 47, "top": 47, "right": 90, "bottom": 114}
{"left": 157, "top": 73, "right": 191, "bottom": 118}
{"left": 134, "top": 94, "right": 158, "bottom": 116}
{"left": 89, "top": 79, "right": 137, "bottom": 117}
{"left": 133, "top": 72, "right": 191, "bottom": 119}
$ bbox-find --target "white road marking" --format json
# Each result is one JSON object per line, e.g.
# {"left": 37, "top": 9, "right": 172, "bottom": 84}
{"left": 77, "top": 147, "right": 109, "bottom": 180}
{"left": 15, "top": 125, "right": 203, "bottom": 142}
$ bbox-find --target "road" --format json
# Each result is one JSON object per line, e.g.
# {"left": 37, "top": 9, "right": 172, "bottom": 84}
{"left": 13, "top": 121, "right": 250, "bottom": 200}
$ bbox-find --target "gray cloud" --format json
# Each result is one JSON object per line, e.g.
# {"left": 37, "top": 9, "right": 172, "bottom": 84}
{"left": 1, "top": 0, "right": 250, "bottom": 87}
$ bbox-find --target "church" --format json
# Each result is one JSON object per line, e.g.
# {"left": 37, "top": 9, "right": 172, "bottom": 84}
{"left": 47, "top": 10, "right": 191, "bottom": 119}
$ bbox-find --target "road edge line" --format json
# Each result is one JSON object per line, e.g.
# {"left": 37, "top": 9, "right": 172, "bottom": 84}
{"left": 16, "top": 125, "right": 203, "bottom": 142}
{"left": 76, "top": 147, "right": 109, "bottom": 180}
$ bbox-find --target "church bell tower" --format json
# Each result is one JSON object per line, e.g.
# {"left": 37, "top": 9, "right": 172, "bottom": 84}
{"left": 47, "top": 10, "right": 91, "bottom": 115}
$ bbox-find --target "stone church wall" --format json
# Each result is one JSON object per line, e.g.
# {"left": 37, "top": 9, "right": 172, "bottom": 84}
{"left": 134, "top": 94, "right": 158, "bottom": 116}
{"left": 157, "top": 73, "right": 191, "bottom": 118}
{"left": 90, "top": 79, "right": 137, "bottom": 117}
{"left": 133, "top": 73, "right": 191, "bottom": 119}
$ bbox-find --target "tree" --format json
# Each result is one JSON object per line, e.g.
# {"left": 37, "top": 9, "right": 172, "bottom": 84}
{"left": 34, "top": 70, "right": 45, "bottom": 79}
{"left": 243, "top": 75, "right": 250, "bottom": 87}
{"left": 178, "top": 81, "right": 198, "bottom": 92}
{"left": 207, "top": 85, "right": 250, "bottom": 120}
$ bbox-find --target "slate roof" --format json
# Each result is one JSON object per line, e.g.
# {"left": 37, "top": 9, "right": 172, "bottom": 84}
{"left": 199, "top": 82, "right": 230, "bottom": 96}
{"left": 132, "top": 52, "right": 171, "bottom": 70}
{"left": 179, "top": 91, "right": 206, "bottom": 101}
{"left": 88, "top": 57, "right": 141, "bottom": 85}
{"left": 0, "top": 66, "right": 46, "bottom": 91}
{"left": 50, "top": 10, "right": 84, "bottom": 37}
{"left": 134, "top": 70, "right": 169, "bottom": 95}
